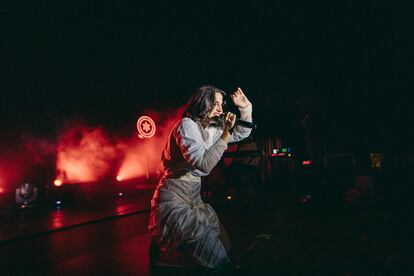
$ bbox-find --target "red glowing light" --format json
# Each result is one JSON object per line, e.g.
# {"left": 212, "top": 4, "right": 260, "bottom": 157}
{"left": 116, "top": 176, "right": 122, "bottom": 182}
{"left": 302, "top": 160, "right": 312, "bottom": 166}
{"left": 55, "top": 126, "right": 117, "bottom": 183}
{"left": 54, "top": 179, "right": 63, "bottom": 186}
{"left": 118, "top": 106, "right": 185, "bottom": 181}
{"left": 271, "top": 153, "right": 286, "bottom": 157}
{"left": 137, "top": 116, "right": 156, "bottom": 138}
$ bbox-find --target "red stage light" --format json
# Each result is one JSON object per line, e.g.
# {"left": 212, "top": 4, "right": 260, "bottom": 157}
{"left": 302, "top": 160, "right": 312, "bottom": 166}
{"left": 271, "top": 152, "right": 286, "bottom": 157}
{"left": 116, "top": 176, "right": 122, "bottom": 182}
{"left": 54, "top": 179, "right": 63, "bottom": 186}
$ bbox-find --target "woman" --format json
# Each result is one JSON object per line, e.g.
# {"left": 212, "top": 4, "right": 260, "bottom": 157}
{"left": 148, "top": 85, "right": 253, "bottom": 269}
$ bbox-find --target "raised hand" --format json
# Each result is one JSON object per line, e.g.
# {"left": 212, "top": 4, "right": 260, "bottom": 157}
{"left": 230, "top": 87, "right": 251, "bottom": 109}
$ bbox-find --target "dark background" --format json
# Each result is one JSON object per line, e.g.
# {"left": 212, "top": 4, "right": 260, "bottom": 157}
{"left": 1, "top": 0, "right": 413, "bottom": 156}
{"left": 1, "top": 3, "right": 414, "bottom": 273}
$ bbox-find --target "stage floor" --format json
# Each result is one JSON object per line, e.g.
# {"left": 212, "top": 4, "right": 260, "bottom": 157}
{"left": 1, "top": 186, "right": 413, "bottom": 275}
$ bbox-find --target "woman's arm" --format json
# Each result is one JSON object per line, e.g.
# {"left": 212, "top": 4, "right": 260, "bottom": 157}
{"left": 175, "top": 118, "right": 229, "bottom": 174}
{"left": 229, "top": 88, "right": 253, "bottom": 143}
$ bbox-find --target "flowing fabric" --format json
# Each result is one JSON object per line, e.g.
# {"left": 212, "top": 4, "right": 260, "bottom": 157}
{"left": 149, "top": 173, "right": 228, "bottom": 268}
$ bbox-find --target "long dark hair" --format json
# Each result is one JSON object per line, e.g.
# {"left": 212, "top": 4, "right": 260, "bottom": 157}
{"left": 183, "top": 85, "right": 226, "bottom": 123}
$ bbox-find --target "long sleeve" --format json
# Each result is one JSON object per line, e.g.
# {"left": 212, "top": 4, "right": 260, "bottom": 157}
{"left": 175, "top": 118, "right": 228, "bottom": 175}
{"left": 229, "top": 102, "right": 253, "bottom": 143}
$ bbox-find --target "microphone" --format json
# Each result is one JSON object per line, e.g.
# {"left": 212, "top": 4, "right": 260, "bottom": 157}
{"left": 216, "top": 114, "right": 258, "bottom": 129}
{"left": 235, "top": 119, "right": 258, "bottom": 129}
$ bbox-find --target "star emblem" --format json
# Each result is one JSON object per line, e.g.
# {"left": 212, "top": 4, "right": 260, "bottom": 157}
{"left": 142, "top": 121, "right": 152, "bottom": 133}
{"left": 137, "top": 116, "right": 156, "bottom": 138}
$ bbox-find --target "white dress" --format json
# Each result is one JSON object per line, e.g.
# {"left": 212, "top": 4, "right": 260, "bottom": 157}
{"left": 148, "top": 103, "right": 252, "bottom": 269}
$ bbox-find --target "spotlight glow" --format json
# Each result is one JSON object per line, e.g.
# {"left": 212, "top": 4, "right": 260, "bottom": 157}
{"left": 54, "top": 179, "right": 63, "bottom": 186}
{"left": 55, "top": 126, "right": 117, "bottom": 184}
{"left": 116, "top": 176, "right": 122, "bottom": 182}
{"left": 117, "top": 105, "right": 186, "bottom": 181}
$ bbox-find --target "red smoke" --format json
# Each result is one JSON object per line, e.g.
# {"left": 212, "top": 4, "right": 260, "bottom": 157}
{"left": 0, "top": 134, "right": 54, "bottom": 193}
{"left": 0, "top": 161, "right": 19, "bottom": 193}
{"left": 21, "top": 135, "right": 56, "bottom": 166}
{"left": 55, "top": 106, "right": 185, "bottom": 185}
{"left": 0, "top": 104, "right": 188, "bottom": 192}
{"left": 0, "top": 173, "right": 4, "bottom": 194}
{"left": 116, "top": 106, "right": 186, "bottom": 181}
{"left": 55, "top": 125, "right": 117, "bottom": 184}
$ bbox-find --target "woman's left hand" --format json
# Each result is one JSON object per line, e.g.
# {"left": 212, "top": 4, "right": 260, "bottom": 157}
{"left": 230, "top": 87, "right": 251, "bottom": 109}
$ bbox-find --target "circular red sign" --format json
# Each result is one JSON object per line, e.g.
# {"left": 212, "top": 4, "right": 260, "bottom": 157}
{"left": 136, "top": 116, "right": 156, "bottom": 138}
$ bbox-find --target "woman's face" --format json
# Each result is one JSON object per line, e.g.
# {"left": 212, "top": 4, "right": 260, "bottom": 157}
{"left": 207, "top": 92, "right": 224, "bottom": 119}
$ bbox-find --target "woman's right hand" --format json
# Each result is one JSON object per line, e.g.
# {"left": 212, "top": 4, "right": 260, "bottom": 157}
{"left": 221, "top": 112, "right": 236, "bottom": 142}
{"left": 223, "top": 112, "right": 236, "bottom": 131}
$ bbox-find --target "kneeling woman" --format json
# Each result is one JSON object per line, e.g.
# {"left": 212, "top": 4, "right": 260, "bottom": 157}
{"left": 148, "top": 85, "right": 253, "bottom": 269}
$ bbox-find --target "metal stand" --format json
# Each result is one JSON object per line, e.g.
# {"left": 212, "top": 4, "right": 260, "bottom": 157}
{"left": 146, "top": 147, "right": 150, "bottom": 185}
